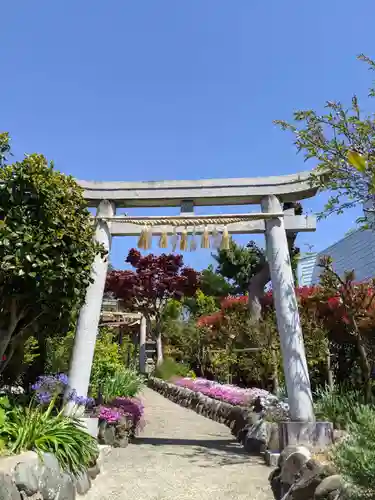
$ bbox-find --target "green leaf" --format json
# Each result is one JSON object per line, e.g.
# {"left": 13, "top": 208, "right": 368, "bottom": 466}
{"left": 348, "top": 151, "right": 367, "bottom": 172}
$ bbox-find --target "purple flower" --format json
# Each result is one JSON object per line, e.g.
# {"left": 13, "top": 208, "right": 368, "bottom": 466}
{"left": 32, "top": 373, "right": 69, "bottom": 405}
{"left": 99, "top": 407, "right": 122, "bottom": 423}
{"left": 174, "top": 377, "right": 271, "bottom": 406}
{"left": 56, "top": 373, "right": 69, "bottom": 386}
{"left": 72, "top": 395, "right": 95, "bottom": 408}
{"left": 35, "top": 391, "right": 53, "bottom": 404}
{"left": 99, "top": 397, "right": 145, "bottom": 431}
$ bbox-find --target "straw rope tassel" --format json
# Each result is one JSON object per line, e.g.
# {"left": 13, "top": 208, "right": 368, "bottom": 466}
{"left": 201, "top": 226, "right": 210, "bottom": 249}
{"left": 145, "top": 225, "right": 153, "bottom": 250}
{"left": 190, "top": 226, "right": 197, "bottom": 251}
{"left": 159, "top": 229, "right": 168, "bottom": 249}
{"left": 220, "top": 225, "right": 230, "bottom": 250}
{"left": 180, "top": 227, "right": 188, "bottom": 251}
{"left": 171, "top": 227, "right": 178, "bottom": 252}
{"left": 138, "top": 225, "right": 147, "bottom": 249}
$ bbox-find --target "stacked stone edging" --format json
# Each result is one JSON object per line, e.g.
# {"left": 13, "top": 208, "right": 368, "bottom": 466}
{"left": 269, "top": 445, "right": 346, "bottom": 500}
{"left": 98, "top": 415, "right": 136, "bottom": 448}
{"left": 147, "top": 377, "right": 279, "bottom": 454}
{"left": 0, "top": 445, "right": 109, "bottom": 499}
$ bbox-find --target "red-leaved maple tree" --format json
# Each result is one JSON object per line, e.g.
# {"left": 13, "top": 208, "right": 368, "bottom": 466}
{"left": 106, "top": 249, "right": 200, "bottom": 364}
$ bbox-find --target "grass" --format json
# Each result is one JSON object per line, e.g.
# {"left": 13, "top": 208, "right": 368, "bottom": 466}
{"left": 314, "top": 384, "right": 368, "bottom": 430}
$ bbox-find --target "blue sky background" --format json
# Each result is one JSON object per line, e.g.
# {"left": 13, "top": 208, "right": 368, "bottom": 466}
{"left": 2, "top": 0, "right": 374, "bottom": 270}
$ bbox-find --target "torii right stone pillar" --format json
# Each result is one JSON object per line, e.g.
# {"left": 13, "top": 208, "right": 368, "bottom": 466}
{"left": 261, "top": 195, "right": 314, "bottom": 422}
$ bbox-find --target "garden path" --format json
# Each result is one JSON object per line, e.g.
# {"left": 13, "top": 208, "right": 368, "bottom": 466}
{"left": 87, "top": 387, "right": 273, "bottom": 500}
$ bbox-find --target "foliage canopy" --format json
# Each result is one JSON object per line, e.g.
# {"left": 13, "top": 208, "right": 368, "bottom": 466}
{"left": 275, "top": 54, "right": 375, "bottom": 226}
{"left": 0, "top": 134, "right": 102, "bottom": 374}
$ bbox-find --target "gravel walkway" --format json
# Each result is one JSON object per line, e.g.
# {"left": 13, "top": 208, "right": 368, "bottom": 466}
{"left": 87, "top": 387, "right": 273, "bottom": 500}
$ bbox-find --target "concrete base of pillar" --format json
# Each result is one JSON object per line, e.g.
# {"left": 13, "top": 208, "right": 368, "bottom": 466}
{"left": 264, "top": 450, "right": 280, "bottom": 468}
{"left": 79, "top": 417, "right": 99, "bottom": 439}
{"left": 279, "top": 421, "right": 333, "bottom": 451}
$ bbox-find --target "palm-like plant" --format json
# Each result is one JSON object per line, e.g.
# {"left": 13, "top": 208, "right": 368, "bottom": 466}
{"left": 2, "top": 394, "right": 98, "bottom": 476}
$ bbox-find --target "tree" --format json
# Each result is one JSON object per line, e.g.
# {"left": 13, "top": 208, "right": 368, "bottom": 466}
{"left": 274, "top": 54, "right": 375, "bottom": 227}
{"left": 200, "top": 265, "right": 233, "bottom": 299}
{"left": 307, "top": 257, "right": 375, "bottom": 401}
{"left": 183, "top": 289, "right": 218, "bottom": 318}
{"left": 0, "top": 134, "right": 102, "bottom": 377}
{"left": 105, "top": 249, "right": 200, "bottom": 365}
{"left": 213, "top": 240, "right": 264, "bottom": 294}
{"left": 0, "top": 133, "right": 11, "bottom": 166}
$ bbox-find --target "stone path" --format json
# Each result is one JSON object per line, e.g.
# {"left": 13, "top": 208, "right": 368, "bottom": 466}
{"left": 87, "top": 388, "right": 273, "bottom": 500}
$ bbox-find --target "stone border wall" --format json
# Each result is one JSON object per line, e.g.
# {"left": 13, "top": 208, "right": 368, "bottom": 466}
{"left": 148, "top": 377, "right": 280, "bottom": 454}
{"left": 269, "top": 445, "right": 345, "bottom": 500}
{"left": 0, "top": 445, "right": 110, "bottom": 499}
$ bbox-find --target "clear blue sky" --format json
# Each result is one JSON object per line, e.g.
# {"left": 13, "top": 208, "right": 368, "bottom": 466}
{"left": 2, "top": 0, "right": 374, "bottom": 270}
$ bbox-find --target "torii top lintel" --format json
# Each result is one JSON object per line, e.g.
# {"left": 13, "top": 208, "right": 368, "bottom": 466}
{"left": 78, "top": 170, "right": 317, "bottom": 208}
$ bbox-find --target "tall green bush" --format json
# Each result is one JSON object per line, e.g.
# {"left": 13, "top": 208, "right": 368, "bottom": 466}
{"left": 314, "top": 385, "right": 368, "bottom": 430}
{"left": 89, "top": 329, "right": 127, "bottom": 398}
{"left": 0, "top": 134, "right": 103, "bottom": 376}
{"left": 45, "top": 330, "right": 75, "bottom": 374}
{"left": 332, "top": 405, "right": 375, "bottom": 499}
{"left": 100, "top": 368, "right": 144, "bottom": 402}
{"left": 154, "top": 357, "right": 191, "bottom": 381}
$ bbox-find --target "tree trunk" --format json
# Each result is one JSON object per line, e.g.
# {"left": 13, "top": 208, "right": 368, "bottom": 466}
{"left": 0, "top": 333, "right": 13, "bottom": 374}
{"left": 248, "top": 263, "right": 270, "bottom": 321}
{"left": 326, "top": 346, "right": 334, "bottom": 389}
{"left": 356, "top": 335, "right": 372, "bottom": 402}
{"left": 0, "top": 301, "right": 29, "bottom": 372}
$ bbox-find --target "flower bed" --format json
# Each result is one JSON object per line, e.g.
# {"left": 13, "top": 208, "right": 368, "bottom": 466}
{"left": 174, "top": 377, "right": 269, "bottom": 405}
{"left": 98, "top": 397, "right": 145, "bottom": 447}
{"left": 173, "top": 377, "right": 289, "bottom": 421}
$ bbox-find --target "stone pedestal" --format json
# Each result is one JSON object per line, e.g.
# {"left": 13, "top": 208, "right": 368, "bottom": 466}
{"left": 80, "top": 417, "right": 99, "bottom": 439}
{"left": 279, "top": 421, "right": 334, "bottom": 451}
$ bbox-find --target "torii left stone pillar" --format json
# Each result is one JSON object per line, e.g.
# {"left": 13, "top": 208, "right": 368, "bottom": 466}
{"left": 65, "top": 199, "right": 115, "bottom": 413}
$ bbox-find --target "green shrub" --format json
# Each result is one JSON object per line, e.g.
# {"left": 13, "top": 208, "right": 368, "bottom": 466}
{"left": 0, "top": 396, "right": 11, "bottom": 456}
{"left": 314, "top": 385, "right": 367, "bottom": 430}
{"left": 1, "top": 397, "right": 98, "bottom": 476}
{"left": 332, "top": 405, "right": 375, "bottom": 499}
{"left": 154, "top": 357, "right": 191, "bottom": 381}
{"left": 89, "top": 329, "right": 127, "bottom": 398}
{"left": 101, "top": 368, "right": 144, "bottom": 403}
{"left": 46, "top": 331, "right": 75, "bottom": 374}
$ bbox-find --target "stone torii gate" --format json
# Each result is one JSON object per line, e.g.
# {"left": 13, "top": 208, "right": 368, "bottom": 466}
{"left": 67, "top": 172, "right": 318, "bottom": 423}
